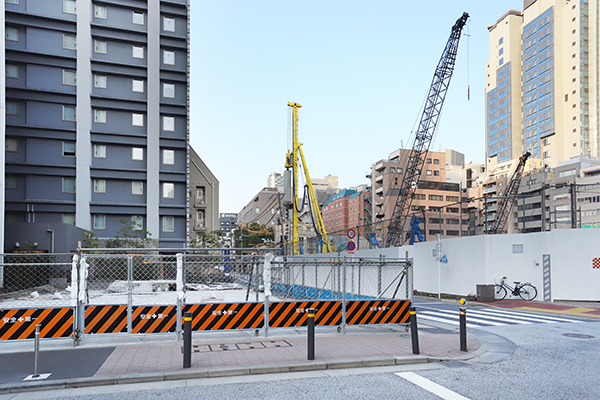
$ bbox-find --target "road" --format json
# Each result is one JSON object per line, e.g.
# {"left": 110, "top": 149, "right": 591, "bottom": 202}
{"left": 4, "top": 303, "right": 596, "bottom": 400}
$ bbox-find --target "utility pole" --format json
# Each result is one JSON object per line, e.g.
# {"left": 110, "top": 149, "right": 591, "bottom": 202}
{"left": 570, "top": 183, "right": 577, "bottom": 229}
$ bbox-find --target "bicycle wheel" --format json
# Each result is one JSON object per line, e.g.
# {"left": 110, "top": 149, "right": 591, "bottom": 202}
{"left": 518, "top": 284, "right": 537, "bottom": 301}
{"left": 494, "top": 285, "right": 507, "bottom": 300}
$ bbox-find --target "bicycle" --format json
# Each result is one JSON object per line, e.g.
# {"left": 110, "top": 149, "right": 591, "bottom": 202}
{"left": 495, "top": 276, "right": 538, "bottom": 301}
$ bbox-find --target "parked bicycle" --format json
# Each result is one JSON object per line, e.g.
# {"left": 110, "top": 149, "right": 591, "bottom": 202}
{"left": 495, "top": 277, "right": 538, "bottom": 301}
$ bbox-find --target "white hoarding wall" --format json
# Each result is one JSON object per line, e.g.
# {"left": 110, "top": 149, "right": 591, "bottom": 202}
{"left": 347, "top": 229, "right": 600, "bottom": 301}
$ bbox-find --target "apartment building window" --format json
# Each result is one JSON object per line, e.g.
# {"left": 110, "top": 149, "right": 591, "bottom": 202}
{"left": 5, "top": 175, "right": 17, "bottom": 190}
{"left": 132, "top": 147, "right": 144, "bottom": 161}
{"left": 6, "top": 138, "right": 17, "bottom": 152}
{"left": 133, "top": 11, "right": 144, "bottom": 25}
{"left": 132, "top": 79, "right": 144, "bottom": 93}
{"left": 499, "top": 37, "right": 503, "bottom": 45}
{"left": 429, "top": 195, "right": 443, "bottom": 201}
{"left": 446, "top": 218, "right": 460, "bottom": 225}
{"left": 196, "top": 211, "right": 205, "bottom": 228}
{"left": 132, "top": 113, "right": 144, "bottom": 127}
{"left": 544, "top": 150, "right": 550, "bottom": 158}
{"left": 162, "top": 216, "right": 174, "bottom": 232}
{"left": 434, "top": 171, "right": 439, "bottom": 176}
{"left": 95, "top": 5, "right": 107, "bottom": 19}
{"left": 426, "top": 158, "right": 432, "bottom": 164}
{"left": 62, "top": 141, "right": 75, "bottom": 157}
{"left": 63, "top": 106, "right": 76, "bottom": 121}
{"left": 94, "top": 109, "right": 106, "bottom": 123}
{"left": 163, "top": 149, "right": 174, "bottom": 165}
{"left": 6, "top": 102, "right": 18, "bottom": 115}
{"left": 6, "top": 0, "right": 18, "bottom": 4}
{"left": 94, "top": 179, "right": 106, "bottom": 193}
{"left": 94, "top": 144, "right": 106, "bottom": 158}
{"left": 63, "top": 177, "right": 76, "bottom": 193}
{"left": 63, "top": 69, "right": 76, "bottom": 85}
{"left": 63, "top": 0, "right": 76, "bottom": 14}
{"left": 63, "top": 34, "right": 76, "bottom": 49}
{"left": 447, "top": 230, "right": 460, "bottom": 236}
{"left": 63, "top": 214, "right": 75, "bottom": 225}
{"left": 163, "top": 83, "right": 175, "bottom": 98}
{"left": 163, "top": 116, "right": 175, "bottom": 131}
{"left": 397, "top": 168, "right": 403, "bottom": 174}
{"left": 95, "top": 40, "right": 107, "bottom": 54}
{"left": 433, "top": 159, "right": 440, "bottom": 165}
{"left": 132, "top": 181, "right": 143, "bottom": 195}
{"left": 131, "top": 216, "right": 143, "bottom": 230}
{"left": 94, "top": 74, "right": 107, "bottom": 88}
{"left": 132, "top": 45, "right": 144, "bottom": 59}
{"left": 426, "top": 170, "right": 432, "bottom": 176}
{"left": 6, "top": 27, "right": 18, "bottom": 41}
{"left": 163, "top": 50, "right": 175, "bottom": 65}
{"left": 429, "top": 230, "right": 443, "bottom": 236}
{"left": 164, "top": 16, "right": 175, "bottom": 32}
{"left": 196, "top": 186, "right": 205, "bottom": 203}
{"left": 446, "top": 207, "right": 458, "bottom": 213}
{"left": 163, "top": 183, "right": 174, "bottom": 198}
{"left": 446, "top": 196, "right": 459, "bottom": 202}
{"left": 6, "top": 64, "right": 18, "bottom": 78}
{"left": 413, "top": 193, "right": 426, "bottom": 200}
{"left": 93, "top": 215, "right": 106, "bottom": 229}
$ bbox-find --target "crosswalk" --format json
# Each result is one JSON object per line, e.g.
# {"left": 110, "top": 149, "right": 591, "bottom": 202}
{"left": 416, "top": 306, "right": 584, "bottom": 328}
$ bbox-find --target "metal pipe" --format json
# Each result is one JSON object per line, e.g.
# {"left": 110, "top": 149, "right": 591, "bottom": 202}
{"left": 183, "top": 312, "right": 192, "bottom": 368}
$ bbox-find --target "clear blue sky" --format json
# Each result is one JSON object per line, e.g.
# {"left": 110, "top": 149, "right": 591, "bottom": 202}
{"left": 190, "top": 1, "right": 523, "bottom": 213}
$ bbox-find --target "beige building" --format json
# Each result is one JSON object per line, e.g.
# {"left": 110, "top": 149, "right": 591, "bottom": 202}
{"left": 372, "top": 149, "right": 468, "bottom": 242}
{"left": 486, "top": 0, "right": 600, "bottom": 168}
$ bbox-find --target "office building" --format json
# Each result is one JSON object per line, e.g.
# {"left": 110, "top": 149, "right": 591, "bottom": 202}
{"left": 486, "top": 0, "right": 600, "bottom": 167}
{"left": 3, "top": 0, "right": 189, "bottom": 251}
{"left": 189, "top": 146, "right": 219, "bottom": 234}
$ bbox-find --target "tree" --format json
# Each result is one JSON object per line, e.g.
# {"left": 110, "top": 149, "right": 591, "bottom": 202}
{"left": 104, "top": 218, "right": 152, "bottom": 248}
{"left": 192, "top": 230, "right": 224, "bottom": 248}
{"left": 232, "top": 222, "right": 275, "bottom": 248}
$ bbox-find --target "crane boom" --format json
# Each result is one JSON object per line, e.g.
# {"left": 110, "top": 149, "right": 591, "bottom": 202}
{"left": 487, "top": 152, "right": 531, "bottom": 234}
{"left": 385, "top": 12, "right": 469, "bottom": 247}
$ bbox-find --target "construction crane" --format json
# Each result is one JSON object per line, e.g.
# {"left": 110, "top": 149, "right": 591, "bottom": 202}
{"left": 487, "top": 152, "right": 531, "bottom": 234}
{"left": 284, "top": 102, "right": 331, "bottom": 255}
{"left": 384, "top": 12, "right": 469, "bottom": 247}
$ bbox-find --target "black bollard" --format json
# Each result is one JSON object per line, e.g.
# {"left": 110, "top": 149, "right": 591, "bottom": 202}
{"left": 459, "top": 299, "right": 467, "bottom": 352}
{"left": 307, "top": 308, "right": 316, "bottom": 360}
{"left": 183, "top": 312, "right": 192, "bottom": 368}
{"left": 409, "top": 307, "right": 420, "bottom": 355}
{"left": 33, "top": 325, "right": 40, "bottom": 378}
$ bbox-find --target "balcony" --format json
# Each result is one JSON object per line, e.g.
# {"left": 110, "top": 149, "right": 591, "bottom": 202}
{"left": 483, "top": 186, "right": 497, "bottom": 194}
{"left": 194, "top": 196, "right": 206, "bottom": 207}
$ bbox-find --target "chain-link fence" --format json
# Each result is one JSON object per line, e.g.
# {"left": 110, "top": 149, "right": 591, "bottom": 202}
{"left": 0, "top": 253, "right": 73, "bottom": 309}
{"left": 269, "top": 256, "right": 412, "bottom": 302}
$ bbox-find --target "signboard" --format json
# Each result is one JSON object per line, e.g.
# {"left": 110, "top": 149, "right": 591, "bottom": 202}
{"left": 347, "top": 229, "right": 357, "bottom": 253}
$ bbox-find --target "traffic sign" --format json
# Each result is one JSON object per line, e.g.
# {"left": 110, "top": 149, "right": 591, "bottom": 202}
{"left": 347, "top": 241, "right": 356, "bottom": 251}
{"left": 440, "top": 255, "right": 448, "bottom": 264}
{"left": 347, "top": 229, "right": 356, "bottom": 239}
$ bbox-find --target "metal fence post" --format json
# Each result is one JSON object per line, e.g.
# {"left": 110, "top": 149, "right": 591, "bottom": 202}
{"left": 176, "top": 253, "right": 184, "bottom": 341}
{"left": 127, "top": 255, "right": 133, "bottom": 334}
{"left": 378, "top": 255, "right": 383, "bottom": 297}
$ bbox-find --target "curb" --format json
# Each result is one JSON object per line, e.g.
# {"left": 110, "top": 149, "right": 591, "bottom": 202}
{"left": 0, "top": 355, "right": 432, "bottom": 395}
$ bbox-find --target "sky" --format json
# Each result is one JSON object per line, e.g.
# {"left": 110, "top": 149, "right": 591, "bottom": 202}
{"left": 190, "top": 0, "right": 524, "bottom": 213}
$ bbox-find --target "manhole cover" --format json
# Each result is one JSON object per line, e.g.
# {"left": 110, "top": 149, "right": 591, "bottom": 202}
{"left": 562, "top": 333, "right": 595, "bottom": 339}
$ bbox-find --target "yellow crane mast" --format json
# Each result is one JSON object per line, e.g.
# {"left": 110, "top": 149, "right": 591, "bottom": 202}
{"left": 284, "top": 102, "right": 331, "bottom": 255}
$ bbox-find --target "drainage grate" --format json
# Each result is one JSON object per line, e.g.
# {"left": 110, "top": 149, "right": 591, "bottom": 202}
{"left": 183, "top": 340, "right": 293, "bottom": 353}
{"left": 562, "top": 333, "right": 595, "bottom": 339}
{"left": 437, "top": 360, "right": 469, "bottom": 368}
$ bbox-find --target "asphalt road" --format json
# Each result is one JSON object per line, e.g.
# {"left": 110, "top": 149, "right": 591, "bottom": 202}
{"left": 6, "top": 317, "right": 595, "bottom": 400}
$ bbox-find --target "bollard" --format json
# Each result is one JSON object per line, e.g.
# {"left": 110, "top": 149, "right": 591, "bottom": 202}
{"left": 183, "top": 312, "right": 192, "bottom": 368}
{"left": 307, "top": 308, "right": 316, "bottom": 360}
{"left": 33, "top": 325, "right": 40, "bottom": 378}
{"left": 459, "top": 298, "right": 467, "bottom": 352}
{"left": 409, "top": 307, "right": 420, "bottom": 355}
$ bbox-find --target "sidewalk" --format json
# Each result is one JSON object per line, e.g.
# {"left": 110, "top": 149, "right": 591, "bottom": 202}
{"left": 475, "top": 298, "right": 600, "bottom": 318}
{"left": 0, "top": 324, "right": 482, "bottom": 395}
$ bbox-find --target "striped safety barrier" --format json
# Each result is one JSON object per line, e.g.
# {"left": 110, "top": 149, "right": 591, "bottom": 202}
{"left": 85, "top": 305, "right": 127, "bottom": 334}
{"left": 132, "top": 305, "right": 177, "bottom": 333}
{"left": 346, "top": 299, "right": 410, "bottom": 325}
{"left": 269, "top": 301, "right": 342, "bottom": 328}
{"left": 0, "top": 307, "right": 73, "bottom": 340}
{"left": 183, "top": 302, "right": 264, "bottom": 331}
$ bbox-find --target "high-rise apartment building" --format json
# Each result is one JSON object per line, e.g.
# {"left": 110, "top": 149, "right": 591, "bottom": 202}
{"left": 486, "top": 0, "right": 598, "bottom": 167}
{"left": 3, "top": 0, "right": 190, "bottom": 251}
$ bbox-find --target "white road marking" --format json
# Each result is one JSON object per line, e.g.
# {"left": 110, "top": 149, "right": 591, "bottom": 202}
{"left": 470, "top": 309, "right": 556, "bottom": 324}
{"left": 396, "top": 372, "right": 471, "bottom": 400}
{"left": 484, "top": 307, "right": 584, "bottom": 323}
{"left": 419, "top": 310, "right": 508, "bottom": 326}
